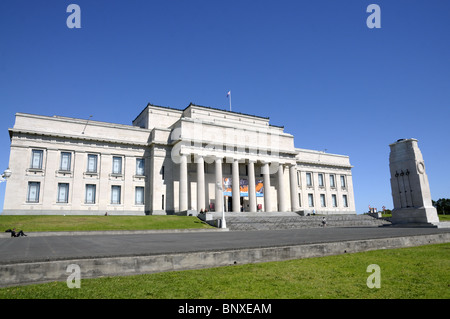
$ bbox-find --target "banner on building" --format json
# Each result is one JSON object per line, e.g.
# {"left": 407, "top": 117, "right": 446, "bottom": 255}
{"left": 223, "top": 178, "right": 264, "bottom": 197}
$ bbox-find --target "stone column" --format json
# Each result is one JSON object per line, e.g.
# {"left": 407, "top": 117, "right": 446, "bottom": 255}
{"left": 277, "top": 163, "right": 287, "bottom": 212}
{"left": 248, "top": 160, "right": 257, "bottom": 212}
{"left": 179, "top": 154, "right": 188, "bottom": 212}
{"left": 232, "top": 159, "right": 240, "bottom": 212}
{"left": 262, "top": 162, "right": 271, "bottom": 212}
{"left": 196, "top": 156, "right": 205, "bottom": 212}
{"left": 215, "top": 157, "right": 224, "bottom": 213}
{"left": 289, "top": 164, "right": 299, "bottom": 212}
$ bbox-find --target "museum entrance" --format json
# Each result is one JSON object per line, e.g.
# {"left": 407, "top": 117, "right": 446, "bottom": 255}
{"left": 226, "top": 196, "right": 246, "bottom": 212}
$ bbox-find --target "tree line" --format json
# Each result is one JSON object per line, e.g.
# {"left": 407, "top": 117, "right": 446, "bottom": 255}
{"left": 432, "top": 198, "right": 450, "bottom": 215}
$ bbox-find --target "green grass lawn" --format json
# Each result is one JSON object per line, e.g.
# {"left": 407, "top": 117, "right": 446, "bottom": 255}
{"left": 381, "top": 213, "right": 450, "bottom": 221}
{"left": 0, "top": 215, "right": 213, "bottom": 232}
{"left": 1, "top": 243, "right": 448, "bottom": 299}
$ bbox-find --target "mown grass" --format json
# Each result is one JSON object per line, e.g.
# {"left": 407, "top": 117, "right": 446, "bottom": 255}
{"left": 0, "top": 215, "right": 213, "bottom": 232}
{"left": 1, "top": 243, "right": 448, "bottom": 299}
{"left": 438, "top": 214, "right": 450, "bottom": 221}
{"left": 380, "top": 213, "right": 450, "bottom": 221}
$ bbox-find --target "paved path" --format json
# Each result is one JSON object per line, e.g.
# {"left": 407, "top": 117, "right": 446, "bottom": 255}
{"left": 1, "top": 226, "right": 449, "bottom": 265}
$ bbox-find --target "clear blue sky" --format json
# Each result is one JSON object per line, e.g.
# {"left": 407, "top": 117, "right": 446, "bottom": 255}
{"left": 0, "top": 0, "right": 449, "bottom": 214}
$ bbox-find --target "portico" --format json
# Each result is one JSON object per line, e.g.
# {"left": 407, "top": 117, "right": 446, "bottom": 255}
{"left": 179, "top": 153, "right": 297, "bottom": 213}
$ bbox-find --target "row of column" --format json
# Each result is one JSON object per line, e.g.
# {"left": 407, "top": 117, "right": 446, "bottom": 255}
{"left": 179, "top": 155, "right": 299, "bottom": 213}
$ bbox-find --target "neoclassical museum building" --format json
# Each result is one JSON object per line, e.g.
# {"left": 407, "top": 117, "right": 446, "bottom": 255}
{"left": 2, "top": 103, "right": 355, "bottom": 215}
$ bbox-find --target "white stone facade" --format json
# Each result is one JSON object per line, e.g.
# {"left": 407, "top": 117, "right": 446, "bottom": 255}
{"left": 3, "top": 103, "right": 355, "bottom": 215}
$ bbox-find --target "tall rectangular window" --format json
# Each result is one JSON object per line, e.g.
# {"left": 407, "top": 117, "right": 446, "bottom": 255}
{"left": 320, "top": 194, "right": 326, "bottom": 207}
{"left": 87, "top": 154, "right": 98, "bottom": 173}
{"left": 60, "top": 152, "right": 72, "bottom": 171}
{"left": 57, "top": 183, "right": 69, "bottom": 203}
{"left": 136, "top": 158, "right": 145, "bottom": 176}
{"left": 27, "top": 182, "right": 40, "bottom": 203}
{"left": 31, "top": 150, "right": 43, "bottom": 169}
{"left": 135, "top": 186, "right": 144, "bottom": 205}
{"left": 332, "top": 194, "right": 337, "bottom": 207}
{"left": 340, "top": 175, "right": 346, "bottom": 188}
{"left": 330, "top": 175, "right": 336, "bottom": 188}
{"left": 298, "top": 193, "right": 302, "bottom": 207}
{"left": 85, "top": 184, "right": 96, "bottom": 204}
{"left": 318, "top": 173, "right": 324, "bottom": 187}
{"left": 306, "top": 173, "right": 312, "bottom": 187}
{"left": 111, "top": 185, "right": 121, "bottom": 204}
{"left": 343, "top": 195, "right": 348, "bottom": 207}
{"left": 112, "top": 156, "right": 122, "bottom": 175}
{"left": 308, "top": 193, "right": 314, "bottom": 207}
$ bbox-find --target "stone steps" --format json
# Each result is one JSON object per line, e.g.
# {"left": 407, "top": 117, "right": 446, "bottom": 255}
{"left": 222, "top": 214, "right": 391, "bottom": 231}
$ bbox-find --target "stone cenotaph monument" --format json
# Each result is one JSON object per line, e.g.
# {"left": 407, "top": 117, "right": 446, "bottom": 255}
{"left": 389, "top": 138, "right": 439, "bottom": 226}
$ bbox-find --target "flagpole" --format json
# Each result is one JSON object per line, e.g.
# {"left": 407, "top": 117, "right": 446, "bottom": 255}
{"left": 227, "top": 91, "right": 232, "bottom": 111}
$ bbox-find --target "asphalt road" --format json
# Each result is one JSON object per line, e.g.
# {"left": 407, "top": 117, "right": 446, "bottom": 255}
{"left": 1, "top": 226, "right": 449, "bottom": 265}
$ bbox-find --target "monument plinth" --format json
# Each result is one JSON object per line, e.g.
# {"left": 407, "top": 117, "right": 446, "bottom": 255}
{"left": 389, "top": 139, "right": 439, "bottom": 225}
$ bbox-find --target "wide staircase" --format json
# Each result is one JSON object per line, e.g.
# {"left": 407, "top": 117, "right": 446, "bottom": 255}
{"left": 222, "top": 212, "right": 391, "bottom": 231}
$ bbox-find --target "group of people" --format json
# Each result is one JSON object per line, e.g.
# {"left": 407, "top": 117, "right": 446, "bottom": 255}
{"left": 5, "top": 228, "right": 27, "bottom": 237}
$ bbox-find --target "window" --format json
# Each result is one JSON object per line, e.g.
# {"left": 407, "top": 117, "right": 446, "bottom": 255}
{"left": 85, "top": 184, "right": 96, "bottom": 204}
{"left": 31, "top": 150, "right": 43, "bottom": 169}
{"left": 112, "top": 156, "right": 122, "bottom": 175}
{"left": 343, "top": 195, "right": 348, "bottom": 207}
{"left": 57, "top": 183, "right": 69, "bottom": 203}
{"left": 60, "top": 152, "right": 72, "bottom": 171}
{"left": 297, "top": 171, "right": 301, "bottom": 186}
{"left": 161, "top": 166, "right": 165, "bottom": 180}
{"left": 330, "top": 175, "right": 336, "bottom": 188}
{"left": 308, "top": 193, "right": 314, "bottom": 207}
{"left": 27, "top": 182, "right": 40, "bottom": 203}
{"left": 135, "top": 187, "right": 144, "bottom": 205}
{"left": 298, "top": 193, "right": 302, "bottom": 207}
{"left": 87, "top": 154, "right": 98, "bottom": 173}
{"left": 332, "top": 194, "right": 337, "bottom": 207}
{"left": 340, "top": 175, "right": 346, "bottom": 188}
{"left": 136, "top": 158, "right": 145, "bottom": 176}
{"left": 111, "top": 185, "right": 121, "bottom": 204}
{"left": 306, "top": 173, "right": 313, "bottom": 187}
{"left": 318, "top": 173, "right": 324, "bottom": 187}
{"left": 320, "top": 194, "right": 326, "bottom": 207}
